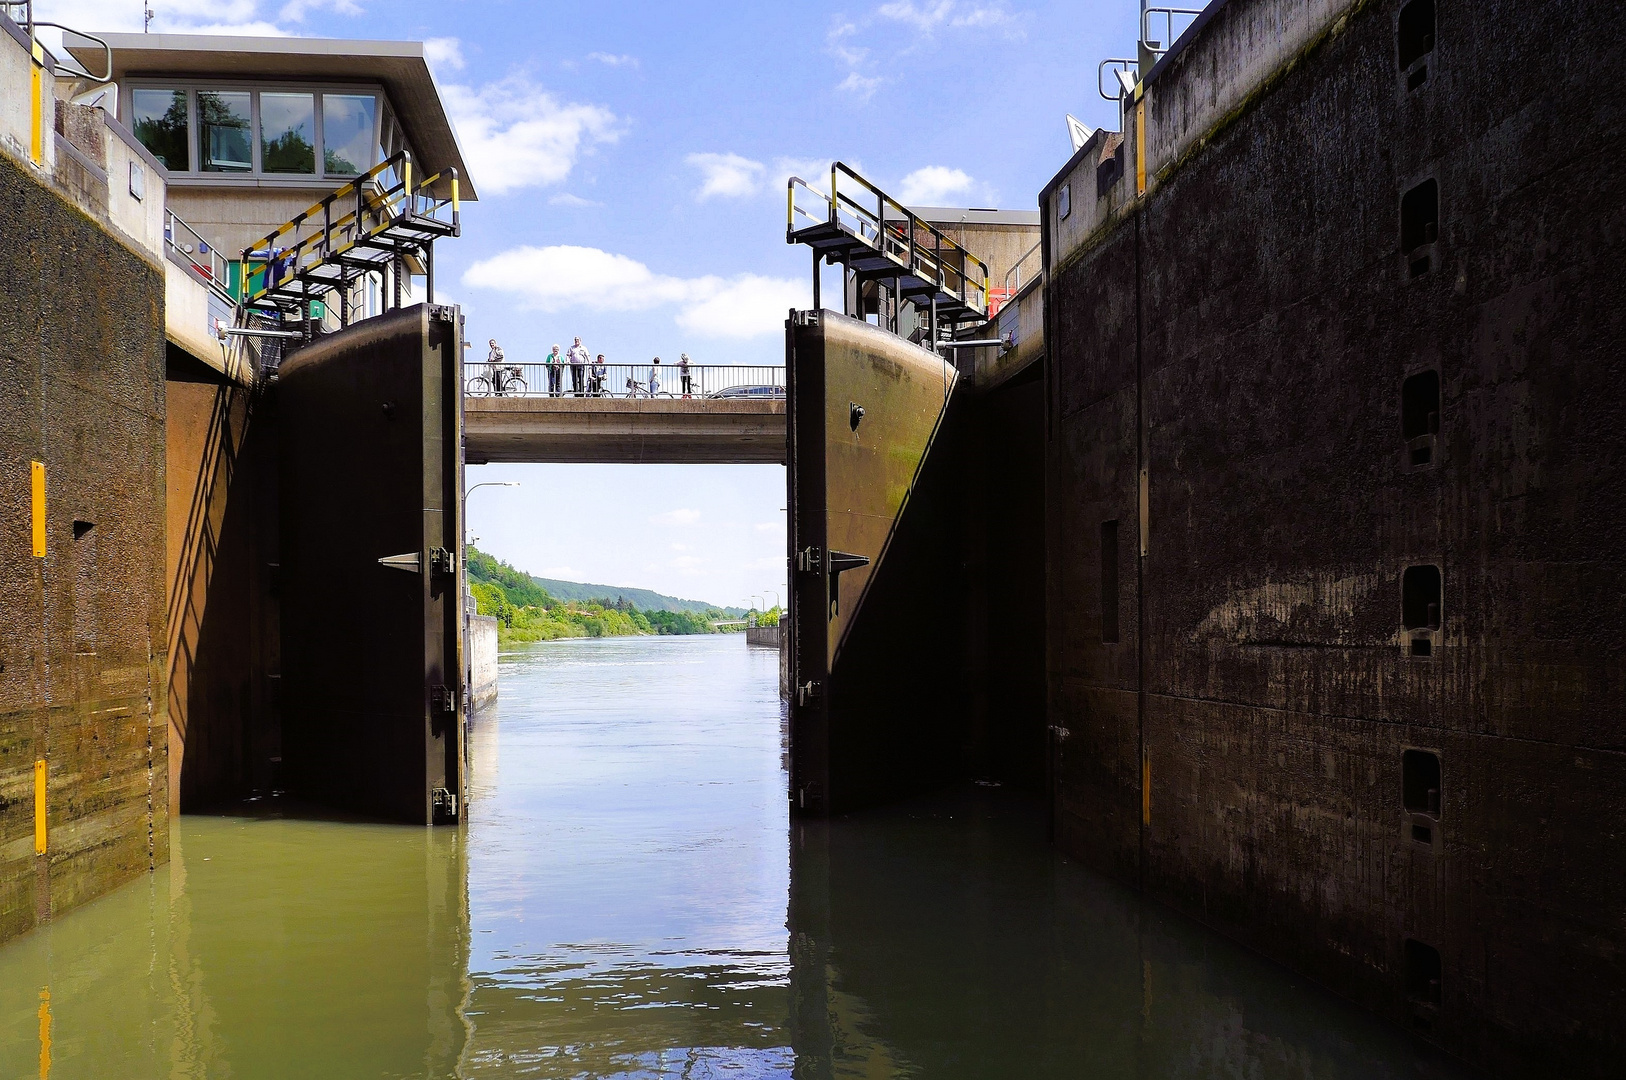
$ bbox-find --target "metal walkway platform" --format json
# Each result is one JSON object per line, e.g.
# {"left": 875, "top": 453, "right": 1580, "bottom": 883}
{"left": 788, "top": 163, "right": 991, "bottom": 328}
{"left": 240, "top": 151, "right": 459, "bottom": 326}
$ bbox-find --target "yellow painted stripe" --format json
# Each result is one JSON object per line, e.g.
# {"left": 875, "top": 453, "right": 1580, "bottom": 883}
{"left": 31, "top": 461, "right": 45, "bottom": 557}
{"left": 1141, "top": 753, "right": 1151, "bottom": 826}
{"left": 30, "top": 61, "right": 42, "bottom": 165}
{"left": 34, "top": 759, "right": 47, "bottom": 855}
{"left": 451, "top": 176, "right": 460, "bottom": 215}
{"left": 37, "top": 988, "right": 50, "bottom": 1080}
{"left": 1135, "top": 97, "right": 1147, "bottom": 196}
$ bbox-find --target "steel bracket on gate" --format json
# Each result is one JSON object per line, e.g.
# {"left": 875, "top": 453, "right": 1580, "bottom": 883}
{"left": 796, "top": 546, "right": 823, "bottom": 574}
{"left": 429, "top": 547, "right": 456, "bottom": 576}
{"left": 431, "top": 786, "right": 459, "bottom": 824}
{"left": 826, "top": 549, "right": 870, "bottom": 618}
{"left": 792, "top": 309, "right": 821, "bottom": 328}
{"left": 797, "top": 680, "right": 822, "bottom": 706}
{"left": 430, "top": 684, "right": 458, "bottom": 714}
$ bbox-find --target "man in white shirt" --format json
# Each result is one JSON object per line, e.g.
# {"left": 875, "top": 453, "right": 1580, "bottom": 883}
{"left": 567, "top": 336, "right": 590, "bottom": 396}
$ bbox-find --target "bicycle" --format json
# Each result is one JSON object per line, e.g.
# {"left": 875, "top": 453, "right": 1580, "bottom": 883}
{"left": 467, "top": 365, "right": 528, "bottom": 396}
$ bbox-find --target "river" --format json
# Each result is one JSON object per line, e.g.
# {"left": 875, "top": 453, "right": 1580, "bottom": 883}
{"left": 0, "top": 634, "right": 1467, "bottom": 1078}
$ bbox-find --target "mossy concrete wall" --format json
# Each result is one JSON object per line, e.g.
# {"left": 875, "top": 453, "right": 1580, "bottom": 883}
{"left": 0, "top": 145, "right": 169, "bottom": 945}
{"left": 1041, "top": 0, "right": 1625, "bottom": 1072}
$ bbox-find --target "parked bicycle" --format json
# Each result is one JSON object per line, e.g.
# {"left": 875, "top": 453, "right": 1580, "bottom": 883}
{"left": 467, "top": 364, "right": 528, "bottom": 396}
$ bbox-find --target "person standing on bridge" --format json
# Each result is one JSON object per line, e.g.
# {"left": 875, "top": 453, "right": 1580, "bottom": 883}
{"left": 648, "top": 357, "right": 663, "bottom": 398}
{"left": 591, "top": 354, "right": 608, "bottom": 396}
{"left": 679, "top": 353, "right": 693, "bottom": 398}
{"left": 486, "top": 339, "right": 506, "bottom": 396}
{"left": 545, "top": 343, "right": 563, "bottom": 396}
{"left": 567, "top": 336, "right": 589, "bottom": 396}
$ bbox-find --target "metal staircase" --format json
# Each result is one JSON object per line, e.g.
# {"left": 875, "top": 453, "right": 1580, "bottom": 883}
{"left": 788, "top": 163, "right": 991, "bottom": 331}
{"left": 240, "top": 150, "right": 459, "bottom": 332}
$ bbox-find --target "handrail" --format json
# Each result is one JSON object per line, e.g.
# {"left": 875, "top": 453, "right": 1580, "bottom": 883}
{"left": 464, "top": 362, "right": 785, "bottom": 399}
{"left": 1141, "top": 6, "right": 1204, "bottom": 58}
{"left": 165, "top": 208, "right": 234, "bottom": 304}
{"left": 36, "top": 24, "right": 111, "bottom": 82}
{"left": 240, "top": 150, "right": 459, "bottom": 308}
{"left": 788, "top": 162, "right": 990, "bottom": 318}
{"left": 1003, "top": 238, "right": 1043, "bottom": 297}
{"left": 1098, "top": 58, "right": 1139, "bottom": 101}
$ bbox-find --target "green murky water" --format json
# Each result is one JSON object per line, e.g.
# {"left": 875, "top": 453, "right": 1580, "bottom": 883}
{"left": 0, "top": 635, "right": 1467, "bottom": 1078}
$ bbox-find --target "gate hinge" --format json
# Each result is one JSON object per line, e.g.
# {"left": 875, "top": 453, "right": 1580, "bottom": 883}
{"left": 797, "top": 680, "right": 822, "bottom": 706}
{"left": 796, "top": 546, "right": 823, "bottom": 573}
{"left": 431, "top": 786, "right": 459, "bottom": 823}
{"left": 429, "top": 546, "right": 456, "bottom": 576}
{"left": 430, "top": 683, "right": 458, "bottom": 714}
{"left": 792, "top": 309, "right": 821, "bottom": 328}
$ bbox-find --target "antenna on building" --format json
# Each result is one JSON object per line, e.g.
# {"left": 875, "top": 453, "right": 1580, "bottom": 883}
{"left": 143, "top": 2, "right": 154, "bottom": 32}
{"left": 1067, "top": 114, "right": 1094, "bottom": 152}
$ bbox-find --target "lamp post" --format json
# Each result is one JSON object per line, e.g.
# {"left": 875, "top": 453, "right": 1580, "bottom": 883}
{"left": 462, "top": 481, "right": 520, "bottom": 708}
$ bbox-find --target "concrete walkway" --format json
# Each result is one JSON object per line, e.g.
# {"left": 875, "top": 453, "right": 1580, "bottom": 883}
{"left": 464, "top": 395, "right": 786, "bottom": 464}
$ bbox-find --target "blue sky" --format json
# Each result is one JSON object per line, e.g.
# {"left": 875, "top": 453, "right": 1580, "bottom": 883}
{"left": 46, "top": 0, "right": 1139, "bottom": 607}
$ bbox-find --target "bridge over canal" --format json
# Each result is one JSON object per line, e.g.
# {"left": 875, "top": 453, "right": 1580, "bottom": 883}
{"left": 463, "top": 363, "right": 786, "bottom": 464}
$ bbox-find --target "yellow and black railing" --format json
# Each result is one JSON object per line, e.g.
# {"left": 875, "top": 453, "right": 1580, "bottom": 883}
{"left": 240, "top": 150, "right": 459, "bottom": 327}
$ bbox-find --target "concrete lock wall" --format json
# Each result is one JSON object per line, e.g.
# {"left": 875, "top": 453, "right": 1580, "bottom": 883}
{"left": 0, "top": 104, "right": 170, "bottom": 943}
{"left": 468, "top": 615, "right": 498, "bottom": 712}
{"left": 1040, "top": 0, "right": 1626, "bottom": 1072}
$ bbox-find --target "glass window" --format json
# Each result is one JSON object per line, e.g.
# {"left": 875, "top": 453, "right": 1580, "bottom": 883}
{"left": 260, "top": 92, "right": 315, "bottom": 174}
{"left": 322, "top": 93, "right": 377, "bottom": 176}
{"left": 131, "top": 89, "right": 188, "bottom": 170}
{"left": 197, "top": 90, "right": 252, "bottom": 173}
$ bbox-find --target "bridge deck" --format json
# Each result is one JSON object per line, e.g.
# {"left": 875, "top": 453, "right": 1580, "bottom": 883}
{"left": 464, "top": 396, "right": 786, "bottom": 464}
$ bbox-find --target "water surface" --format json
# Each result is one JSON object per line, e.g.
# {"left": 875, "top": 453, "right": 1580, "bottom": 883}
{"left": 0, "top": 634, "right": 1468, "bottom": 1078}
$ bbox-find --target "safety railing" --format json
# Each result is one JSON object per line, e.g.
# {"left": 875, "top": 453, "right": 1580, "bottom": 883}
{"left": 240, "top": 149, "right": 459, "bottom": 311}
{"left": 164, "top": 209, "right": 235, "bottom": 302}
{"left": 1141, "top": 6, "right": 1204, "bottom": 60}
{"left": 992, "top": 238, "right": 1043, "bottom": 315}
{"left": 464, "top": 363, "right": 785, "bottom": 399}
{"left": 787, "top": 163, "right": 991, "bottom": 319}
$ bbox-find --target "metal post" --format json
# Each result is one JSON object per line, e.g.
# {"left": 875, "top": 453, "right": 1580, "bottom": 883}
{"left": 393, "top": 253, "right": 403, "bottom": 310}
{"left": 339, "top": 274, "right": 349, "bottom": 328}
{"left": 812, "top": 249, "right": 820, "bottom": 311}
{"left": 425, "top": 243, "right": 435, "bottom": 305}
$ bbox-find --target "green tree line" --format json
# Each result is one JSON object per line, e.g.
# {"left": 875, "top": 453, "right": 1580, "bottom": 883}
{"left": 466, "top": 546, "right": 734, "bottom": 646}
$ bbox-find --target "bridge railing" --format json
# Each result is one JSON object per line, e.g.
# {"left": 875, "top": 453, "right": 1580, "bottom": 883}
{"left": 465, "top": 363, "right": 785, "bottom": 399}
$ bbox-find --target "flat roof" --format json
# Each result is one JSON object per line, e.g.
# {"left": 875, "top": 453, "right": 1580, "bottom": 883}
{"left": 909, "top": 206, "right": 1041, "bottom": 227}
{"left": 64, "top": 32, "right": 475, "bottom": 199}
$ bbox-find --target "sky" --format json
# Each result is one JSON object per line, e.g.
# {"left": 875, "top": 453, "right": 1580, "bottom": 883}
{"left": 39, "top": 0, "right": 1140, "bottom": 608}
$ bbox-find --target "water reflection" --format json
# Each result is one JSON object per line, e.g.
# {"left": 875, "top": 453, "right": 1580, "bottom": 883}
{"left": 0, "top": 635, "right": 1468, "bottom": 1079}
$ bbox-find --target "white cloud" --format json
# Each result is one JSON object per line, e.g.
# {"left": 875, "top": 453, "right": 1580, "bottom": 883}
{"left": 588, "top": 52, "right": 639, "bottom": 67}
{"left": 36, "top": 0, "right": 333, "bottom": 38}
{"left": 898, "top": 165, "right": 975, "bottom": 204}
{"left": 686, "top": 152, "right": 765, "bottom": 200}
{"left": 549, "top": 193, "right": 603, "bottom": 207}
{"left": 423, "top": 36, "right": 465, "bottom": 71}
{"left": 440, "top": 74, "right": 621, "bottom": 196}
{"left": 835, "top": 71, "right": 883, "bottom": 100}
{"left": 876, "top": 0, "right": 1020, "bottom": 32}
{"left": 676, "top": 275, "right": 805, "bottom": 339}
{"left": 652, "top": 509, "right": 702, "bottom": 525}
{"left": 462, "top": 245, "right": 805, "bottom": 339}
{"left": 279, "top": 0, "right": 361, "bottom": 22}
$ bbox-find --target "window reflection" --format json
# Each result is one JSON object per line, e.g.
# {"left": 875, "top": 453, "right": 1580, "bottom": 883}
{"left": 322, "top": 93, "right": 377, "bottom": 176}
{"left": 261, "top": 92, "right": 316, "bottom": 174}
{"left": 131, "top": 89, "right": 188, "bottom": 170}
{"left": 197, "top": 91, "right": 252, "bottom": 172}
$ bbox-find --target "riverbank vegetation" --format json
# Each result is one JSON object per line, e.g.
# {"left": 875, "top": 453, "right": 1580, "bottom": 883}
{"left": 467, "top": 547, "right": 734, "bottom": 645}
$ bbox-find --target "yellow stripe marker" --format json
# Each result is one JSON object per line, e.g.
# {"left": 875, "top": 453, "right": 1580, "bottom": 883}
{"left": 31, "top": 461, "right": 45, "bottom": 557}
{"left": 30, "top": 44, "right": 43, "bottom": 165}
{"left": 38, "top": 988, "right": 50, "bottom": 1080}
{"left": 1135, "top": 96, "right": 1148, "bottom": 196}
{"left": 34, "top": 759, "right": 47, "bottom": 855}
